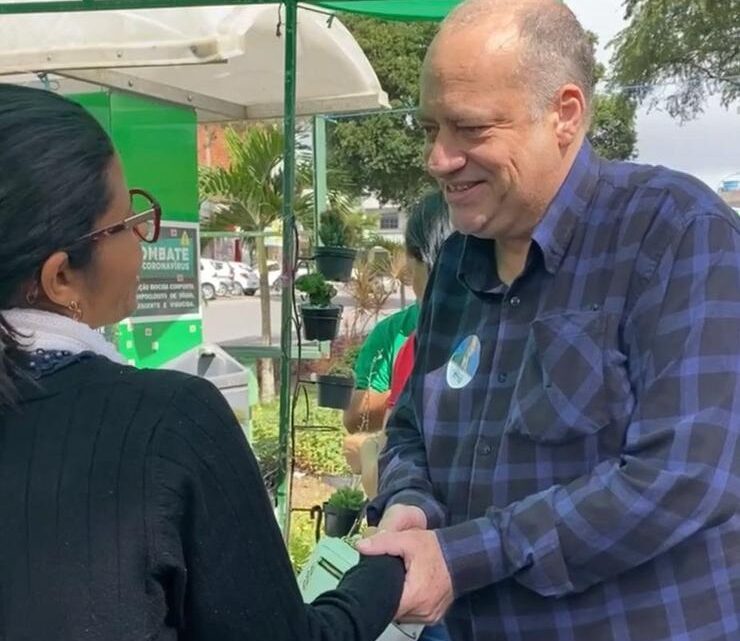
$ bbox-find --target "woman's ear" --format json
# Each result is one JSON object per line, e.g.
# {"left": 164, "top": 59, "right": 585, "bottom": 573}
{"left": 39, "top": 251, "right": 84, "bottom": 310}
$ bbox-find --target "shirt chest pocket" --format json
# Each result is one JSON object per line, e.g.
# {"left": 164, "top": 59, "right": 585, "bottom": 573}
{"left": 504, "top": 310, "right": 609, "bottom": 443}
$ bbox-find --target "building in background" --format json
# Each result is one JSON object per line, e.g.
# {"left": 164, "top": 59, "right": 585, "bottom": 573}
{"left": 362, "top": 195, "right": 407, "bottom": 244}
{"left": 718, "top": 174, "right": 740, "bottom": 214}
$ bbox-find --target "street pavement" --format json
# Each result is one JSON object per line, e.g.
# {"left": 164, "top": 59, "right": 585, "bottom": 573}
{"left": 202, "top": 288, "right": 415, "bottom": 345}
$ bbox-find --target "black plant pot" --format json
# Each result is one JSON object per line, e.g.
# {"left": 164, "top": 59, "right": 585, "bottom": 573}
{"left": 323, "top": 502, "right": 361, "bottom": 538}
{"left": 317, "top": 374, "right": 354, "bottom": 410}
{"left": 300, "top": 305, "right": 342, "bottom": 341}
{"left": 315, "top": 246, "right": 357, "bottom": 282}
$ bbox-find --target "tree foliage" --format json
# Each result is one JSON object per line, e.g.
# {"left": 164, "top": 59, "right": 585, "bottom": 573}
{"left": 590, "top": 93, "right": 638, "bottom": 160}
{"left": 328, "top": 15, "right": 437, "bottom": 207}
{"left": 199, "top": 125, "right": 314, "bottom": 233}
{"left": 200, "top": 125, "right": 309, "bottom": 402}
{"left": 590, "top": 36, "right": 638, "bottom": 161}
{"left": 610, "top": 0, "right": 740, "bottom": 120}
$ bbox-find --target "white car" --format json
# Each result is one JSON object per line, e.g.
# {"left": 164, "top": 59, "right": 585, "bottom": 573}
{"left": 265, "top": 261, "right": 309, "bottom": 292}
{"left": 200, "top": 258, "right": 233, "bottom": 300}
{"left": 228, "top": 261, "right": 259, "bottom": 296}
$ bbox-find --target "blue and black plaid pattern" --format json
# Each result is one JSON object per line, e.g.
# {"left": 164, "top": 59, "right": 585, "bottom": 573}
{"left": 368, "top": 142, "right": 740, "bottom": 641}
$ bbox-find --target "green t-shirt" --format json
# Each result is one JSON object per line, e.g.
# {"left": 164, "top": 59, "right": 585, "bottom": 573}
{"left": 353, "top": 304, "right": 419, "bottom": 393}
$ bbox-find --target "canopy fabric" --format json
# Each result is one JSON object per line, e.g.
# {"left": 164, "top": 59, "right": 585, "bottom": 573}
{"left": 314, "top": 0, "right": 459, "bottom": 21}
{"left": 0, "top": 4, "right": 389, "bottom": 120}
{"left": 0, "top": 0, "right": 460, "bottom": 19}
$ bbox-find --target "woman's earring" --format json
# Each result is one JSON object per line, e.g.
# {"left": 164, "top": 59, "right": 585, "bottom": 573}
{"left": 67, "top": 300, "right": 83, "bottom": 322}
{"left": 25, "top": 283, "right": 39, "bottom": 306}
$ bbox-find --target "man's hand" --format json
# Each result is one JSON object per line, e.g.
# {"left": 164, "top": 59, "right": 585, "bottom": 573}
{"left": 356, "top": 529, "right": 454, "bottom": 623}
{"left": 377, "top": 503, "right": 427, "bottom": 533}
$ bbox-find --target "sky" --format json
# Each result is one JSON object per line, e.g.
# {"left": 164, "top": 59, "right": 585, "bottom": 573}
{"left": 566, "top": 0, "right": 739, "bottom": 191}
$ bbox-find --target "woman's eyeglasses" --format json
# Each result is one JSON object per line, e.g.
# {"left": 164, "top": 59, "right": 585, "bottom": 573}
{"left": 68, "top": 188, "right": 162, "bottom": 248}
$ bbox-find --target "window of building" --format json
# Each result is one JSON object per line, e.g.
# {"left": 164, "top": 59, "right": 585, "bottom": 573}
{"left": 380, "top": 212, "right": 399, "bottom": 230}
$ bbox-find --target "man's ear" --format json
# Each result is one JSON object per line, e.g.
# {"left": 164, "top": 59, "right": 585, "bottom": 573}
{"left": 554, "top": 83, "right": 587, "bottom": 146}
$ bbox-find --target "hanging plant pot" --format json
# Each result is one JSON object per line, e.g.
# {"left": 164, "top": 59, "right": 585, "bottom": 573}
{"left": 315, "top": 246, "right": 357, "bottom": 282}
{"left": 322, "top": 502, "right": 361, "bottom": 538}
{"left": 317, "top": 374, "right": 354, "bottom": 410}
{"left": 300, "top": 304, "right": 342, "bottom": 341}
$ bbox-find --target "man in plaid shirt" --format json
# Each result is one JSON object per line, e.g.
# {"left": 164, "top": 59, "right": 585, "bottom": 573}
{"left": 356, "top": 1, "right": 740, "bottom": 640}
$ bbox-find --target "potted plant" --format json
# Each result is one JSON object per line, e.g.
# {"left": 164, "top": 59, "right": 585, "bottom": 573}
{"left": 295, "top": 272, "right": 342, "bottom": 341}
{"left": 323, "top": 486, "right": 365, "bottom": 538}
{"left": 315, "top": 209, "right": 360, "bottom": 282}
{"left": 316, "top": 348, "right": 356, "bottom": 410}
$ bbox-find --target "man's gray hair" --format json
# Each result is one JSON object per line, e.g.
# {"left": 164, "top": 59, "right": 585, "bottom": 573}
{"left": 443, "top": 0, "right": 596, "bottom": 120}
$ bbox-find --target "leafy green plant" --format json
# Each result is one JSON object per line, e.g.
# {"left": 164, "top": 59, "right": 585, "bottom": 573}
{"left": 340, "top": 342, "right": 362, "bottom": 369}
{"left": 250, "top": 393, "right": 354, "bottom": 572}
{"left": 295, "top": 273, "right": 338, "bottom": 307}
{"left": 288, "top": 511, "right": 317, "bottom": 573}
{"left": 325, "top": 360, "right": 354, "bottom": 378}
{"left": 252, "top": 436, "right": 281, "bottom": 498}
{"left": 322, "top": 342, "right": 360, "bottom": 378}
{"left": 251, "top": 396, "right": 350, "bottom": 475}
{"left": 344, "top": 258, "right": 395, "bottom": 338}
{"left": 319, "top": 209, "right": 364, "bottom": 248}
{"left": 326, "top": 486, "right": 365, "bottom": 511}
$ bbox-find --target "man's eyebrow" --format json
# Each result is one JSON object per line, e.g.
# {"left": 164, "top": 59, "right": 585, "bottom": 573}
{"left": 416, "top": 109, "right": 495, "bottom": 123}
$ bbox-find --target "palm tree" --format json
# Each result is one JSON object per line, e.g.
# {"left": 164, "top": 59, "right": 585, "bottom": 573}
{"left": 200, "top": 124, "right": 313, "bottom": 403}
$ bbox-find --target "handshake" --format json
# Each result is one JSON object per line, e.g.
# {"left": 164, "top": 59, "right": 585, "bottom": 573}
{"left": 357, "top": 504, "right": 454, "bottom": 625}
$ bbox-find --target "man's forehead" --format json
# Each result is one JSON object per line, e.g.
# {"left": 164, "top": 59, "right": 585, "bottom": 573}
{"left": 421, "top": 40, "right": 521, "bottom": 100}
{"left": 432, "top": 12, "right": 522, "bottom": 56}
{"left": 424, "top": 22, "right": 522, "bottom": 83}
{"left": 415, "top": 102, "right": 494, "bottom": 123}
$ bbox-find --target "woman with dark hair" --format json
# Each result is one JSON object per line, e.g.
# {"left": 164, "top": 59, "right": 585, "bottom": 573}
{"left": 402, "top": 191, "right": 452, "bottom": 316}
{"left": 0, "top": 84, "right": 403, "bottom": 641}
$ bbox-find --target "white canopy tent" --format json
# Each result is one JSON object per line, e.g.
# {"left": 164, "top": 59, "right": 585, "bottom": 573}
{"left": 0, "top": 4, "right": 388, "bottom": 120}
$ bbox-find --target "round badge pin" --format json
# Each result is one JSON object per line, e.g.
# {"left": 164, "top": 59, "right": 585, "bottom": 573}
{"left": 446, "top": 335, "right": 481, "bottom": 389}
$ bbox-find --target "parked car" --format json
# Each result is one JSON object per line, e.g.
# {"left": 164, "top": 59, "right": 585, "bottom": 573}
{"left": 200, "top": 258, "right": 233, "bottom": 301}
{"left": 228, "top": 261, "right": 259, "bottom": 296}
{"left": 265, "top": 260, "right": 309, "bottom": 292}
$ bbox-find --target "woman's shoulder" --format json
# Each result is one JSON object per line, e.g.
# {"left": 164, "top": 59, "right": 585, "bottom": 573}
{"left": 75, "top": 353, "right": 203, "bottom": 385}
{"left": 66, "top": 356, "right": 243, "bottom": 452}
{"left": 23, "top": 352, "right": 218, "bottom": 406}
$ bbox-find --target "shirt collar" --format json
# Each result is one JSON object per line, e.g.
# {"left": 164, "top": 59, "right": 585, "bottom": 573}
{"left": 457, "top": 234, "right": 504, "bottom": 294}
{"left": 456, "top": 140, "right": 601, "bottom": 291}
{"left": 532, "top": 139, "right": 601, "bottom": 274}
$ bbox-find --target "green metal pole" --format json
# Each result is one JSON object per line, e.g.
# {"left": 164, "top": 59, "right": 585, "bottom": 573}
{"left": 276, "top": 0, "right": 298, "bottom": 540}
{"left": 312, "top": 115, "right": 328, "bottom": 249}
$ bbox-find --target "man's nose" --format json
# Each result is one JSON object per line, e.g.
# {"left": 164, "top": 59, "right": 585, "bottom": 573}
{"left": 425, "top": 131, "right": 466, "bottom": 178}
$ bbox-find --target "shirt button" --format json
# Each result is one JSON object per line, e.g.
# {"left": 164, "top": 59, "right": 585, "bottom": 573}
{"left": 497, "top": 372, "right": 507, "bottom": 383}
{"left": 478, "top": 443, "right": 492, "bottom": 456}
{"left": 509, "top": 296, "right": 521, "bottom": 307}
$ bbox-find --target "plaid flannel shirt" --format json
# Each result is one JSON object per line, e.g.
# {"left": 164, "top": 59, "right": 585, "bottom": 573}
{"left": 368, "top": 141, "right": 740, "bottom": 641}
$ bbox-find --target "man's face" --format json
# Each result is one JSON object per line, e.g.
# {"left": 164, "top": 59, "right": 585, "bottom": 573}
{"left": 419, "top": 26, "right": 564, "bottom": 241}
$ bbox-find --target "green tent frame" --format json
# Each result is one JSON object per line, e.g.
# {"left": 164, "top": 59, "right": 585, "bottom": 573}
{"left": 0, "top": 0, "right": 459, "bottom": 535}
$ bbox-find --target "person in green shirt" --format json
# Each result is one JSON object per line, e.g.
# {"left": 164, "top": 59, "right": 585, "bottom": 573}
{"left": 343, "top": 192, "right": 449, "bottom": 472}
{"left": 343, "top": 302, "right": 419, "bottom": 434}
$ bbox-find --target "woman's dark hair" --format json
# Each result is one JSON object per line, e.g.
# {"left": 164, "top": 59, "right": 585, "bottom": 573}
{"left": 404, "top": 191, "right": 452, "bottom": 272}
{"left": 0, "top": 84, "right": 115, "bottom": 407}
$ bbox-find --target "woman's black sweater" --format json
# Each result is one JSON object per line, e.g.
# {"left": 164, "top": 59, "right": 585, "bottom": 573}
{"left": 0, "top": 355, "right": 403, "bottom": 640}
